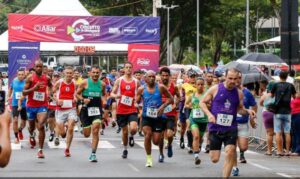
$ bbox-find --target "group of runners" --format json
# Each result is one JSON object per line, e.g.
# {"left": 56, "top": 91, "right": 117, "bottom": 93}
{"left": 8, "top": 59, "right": 257, "bottom": 178}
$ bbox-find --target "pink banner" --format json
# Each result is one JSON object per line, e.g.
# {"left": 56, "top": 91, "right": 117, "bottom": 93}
{"left": 128, "top": 44, "right": 160, "bottom": 72}
{"left": 8, "top": 14, "right": 160, "bottom": 44}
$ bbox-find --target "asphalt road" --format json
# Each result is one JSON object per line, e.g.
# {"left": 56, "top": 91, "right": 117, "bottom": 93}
{"left": 1, "top": 126, "right": 300, "bottom": 178}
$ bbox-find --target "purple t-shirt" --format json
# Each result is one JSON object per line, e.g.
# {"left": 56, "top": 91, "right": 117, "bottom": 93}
{"left": 209, "top": 83, "right": 239, "bottom": 132}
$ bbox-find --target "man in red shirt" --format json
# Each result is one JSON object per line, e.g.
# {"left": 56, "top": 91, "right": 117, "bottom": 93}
{"left": 111, "top": 62, "right": 140, "bottom": 159}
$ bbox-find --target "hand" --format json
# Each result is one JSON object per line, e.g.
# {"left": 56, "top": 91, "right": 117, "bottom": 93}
{"left": 57, "top": 100, "right": 63, "bottom": 106}
{"left": 134, "top": 102, "right": 139, "bottom": 108}
{"left": 247, "top": 109, "right": 256, "bottom": 120}
{"left": 208, "top": 114, "right": 216, "bottom": 123}
{"left": 0, "top": 108, "right": 11, "bottom": 127}
{"left": 33, "top": 82, "right": 41, "bottom": 90}
{"left": 250, "top": 118, "right": 257, "bottom": 129}
{"left": 83, "top": 99, "right": 90, "bottom": 105}
{"left": 17, "top": 106, "right": 22, "bottom": 111}
{"left": 157, "top": 105, "right": 165, "bottom": 116}
{"left": 116, "top": 95, "right": 122, "bottom": 99}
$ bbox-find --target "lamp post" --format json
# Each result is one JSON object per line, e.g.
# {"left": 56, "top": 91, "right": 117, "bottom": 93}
{"left": 160, "top": 5, "right": 179, "bottom": 65}
{"left": 246, "top": 0, "right": 249, "bottom": 54}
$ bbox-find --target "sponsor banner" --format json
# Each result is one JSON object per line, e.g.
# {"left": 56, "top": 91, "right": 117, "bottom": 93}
{"left": 8, "top": 14, "right": 160, "bottom": 44}
{"left": 8, "top": 42, "right": 40, "bottom": 84}
{"left": 128, "top": 44, "right": 160, "bottom": 72}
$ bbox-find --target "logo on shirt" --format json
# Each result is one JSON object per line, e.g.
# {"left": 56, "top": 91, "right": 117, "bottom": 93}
{"left": 125, "top": 85, "right": 131, "bottom": 90}
{"left": 224, "top": 99, "right": 231, "bottom": 109}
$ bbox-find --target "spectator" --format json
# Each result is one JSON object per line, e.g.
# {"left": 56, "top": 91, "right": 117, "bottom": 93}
{"left": 271, "top": 71, "right": 296, "bottom": 156}
{"left": 260, "top": 81, "right": 275, "bottom": 155}
{"left": 291, "top": 79, "right": 300, "bottom": 156}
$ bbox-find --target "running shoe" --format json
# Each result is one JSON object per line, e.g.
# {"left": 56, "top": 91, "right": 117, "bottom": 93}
{"left": 180, "top": 137, "right": 185, "bottom": 149}
{"left": 239, "top": 156, "right": 247, "bottom": 163}
{"left": 232, "top": 167, "right": 239, "bottom": 176}
{"left": 122, "top": 149, "right": 128, "bottom": 159}
{"left": 138, "top": 131, "right": 144, "bottom": 137}
{"left": 49, "top": 133, "right": 54, "bottom": 142}
{"left": 64, "top": 149, "right": 71, "bottom": 157}
{"left": 54, "top": 137, "right": 60, "bottom": 146}
{"left": 167, "top": 145, "right": 173, "bottom": 158}
{"left": 158, "top": 154, "right": 164, "bottom": 163}
{"left": 18, "top": 130, "right": 24, "bottom": 140}
{"left": 112, "top": 121, "right": 116, "bottom": 128}
{"left": 129, "top": 136, "right": 134, "bottom": 147}
{"left": 116, "top": 127, "right": 121, "bottom": 134}
{"left": 29, "top": 136, "right": 36, "bottom": 148}
{"left": 145, "top": 156, "right": 153, "bottom": 167}
{"left": 100, "top": 129, "right": 104, "bottom": 135}
{"left": 37, "top": 150, "right": 45, "bottom": 159}
{"left": 205, "top": 144, "right": 210, "bottom": 153}
{"left": 74, "top": 125, "right": 79, "bottom": 132}
{"left": 187, "top": 146, "right": 193, "bottom": 154}
{"left": 195, "top": 156, "right": 201, "bottom": 165}
{"left": 89, "top": 153, "right": 97, "bottom": 162}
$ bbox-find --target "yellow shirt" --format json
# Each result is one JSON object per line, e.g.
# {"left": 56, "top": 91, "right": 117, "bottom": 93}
{"left": 75, "top": 77, "right": 83, "bottom": 86}
{"left": 182, "top": 83, "right": 197, "bottom": 99}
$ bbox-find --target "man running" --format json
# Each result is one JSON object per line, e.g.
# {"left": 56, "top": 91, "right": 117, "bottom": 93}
{"left": 232, "top": 72, "right": 257, "bottom": 176}
{"left": 136, "top": 70, "right": 173, "bottom": 167}
{"left": 76, "top": 66, "right": 106, "bottom": 162}
{"left": 53, "top": 66, "right": 78, "bottom": 157}
{"left": 158, "top": 67, "right": 180, "bottom": 162}
{"left": 111, "top": 62, "right": 140, "bottom": 159}
{"left": 23, "top": 60, "right": 52, "bottom": 158}
{"left": 200, "top": 68, "right": 255, "bottom": 178}
{"left": 8, "top": 69, "right": 27, "bottom": 144}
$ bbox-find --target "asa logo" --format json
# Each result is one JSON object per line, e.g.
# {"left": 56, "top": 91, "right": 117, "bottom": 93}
{"left": 137, "top": 58, "right": 150, "bottom": 66}
{"left": 34, "top": 25, "right": 56, "bottom": 34}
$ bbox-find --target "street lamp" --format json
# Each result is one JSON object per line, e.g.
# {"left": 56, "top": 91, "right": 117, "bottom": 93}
{"left": 160, "top": 4, "right": 179, "bottom": 65}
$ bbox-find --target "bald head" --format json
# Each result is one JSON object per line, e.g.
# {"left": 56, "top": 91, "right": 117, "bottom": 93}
{"left": 145, "top": 70, "right": 156, "bottom": 77}
{"left": 34, "top": 59, "right": 43, "bottom": 75}
{"left": 145, "top": 70, "right": 156, "bottom": 86}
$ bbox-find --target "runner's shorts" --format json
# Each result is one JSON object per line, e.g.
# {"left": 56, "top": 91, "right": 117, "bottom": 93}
{"left": 142, "top": 116, "right": 165, "bottom": 132}
{"left": 162, "top": 116, "right": 175, "bottom": 131}
{"left": 116, "top": 113, "right": 138, "bottom": 128}
{"left": 209, "top": 129, "right": 238, "bottom": 150}
{"left": 80, "top": 107, "right": 102, "bottom": 128}
{"left": 12, "top": 106, "right": 27, "bottom": 120}
{"left": 56, "top": 108, "right": 78, "bottom": 124}
{"left": 26, "top": 106, "right": 48, "bottom": 120}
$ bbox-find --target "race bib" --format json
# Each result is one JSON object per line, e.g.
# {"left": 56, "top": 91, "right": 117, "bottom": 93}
{"left": 33, "top": 92, "right": 45, "bottom": 101}
{"left": 146, "top": 108, "right": 158, "bottom": 118}
{"left": 120, "top": 95, "right": 133, "bottom": 106}
{"left": 216, "top": 114, "right": 233, "bottom": 126}
{"left": 88, "top": 107, "right": 101, "bottom": 117}
{"left": 15, "top": 92, "right": 22, "bottom": 100}
{"left": 61, "top": 100, "right": 73, "bottom": 108}
{"left": 163, "top": 104, "right": 173, "bottom": 113}
{"left": 193, "top": 108, "right": 204, "bottom": 118}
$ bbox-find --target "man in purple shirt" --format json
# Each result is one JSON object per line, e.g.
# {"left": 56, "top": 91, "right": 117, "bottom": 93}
{"left": 200, "top": 68, "right": 256, "bottom": 178}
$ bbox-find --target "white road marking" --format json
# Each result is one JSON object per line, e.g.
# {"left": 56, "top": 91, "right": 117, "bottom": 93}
{"left": 48, "top": 141, "right": 66, "bottom": 149}
{"left": 248, "top": 161, "right": 272, "bottom": 171}
{"left": 128, "top": 163, "right": 140, "bottom": 172}
{"left": 11, "top": 143, "right": 22, "bottom": 150}
{"left": 276, "top": 173, "right": 293, "bottom": 178}
{"left": 135, "top": 141, "right": 159, "bottom": 150}
{"left": 97, "top": 140, "right": 115, "bottom": 149}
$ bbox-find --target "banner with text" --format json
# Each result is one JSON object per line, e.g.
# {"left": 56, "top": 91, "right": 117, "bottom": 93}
{"left": 128, "top": 44, "right": 160, "bottom": 72}
{"left": 8, "top": 14, "right": 160, "bottom": 44}
{"left": 8, "top": 42, "right": 40, "bottom": 84}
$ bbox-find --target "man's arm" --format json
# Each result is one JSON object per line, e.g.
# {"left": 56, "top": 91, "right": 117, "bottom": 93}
{"left": 158, "top": 85, "right": 174, "bottom": 115}
{"left": 76, "top": 80, "right": 87, "bottom": 102}
{"left": 136, "top": 86, "right": 144, "bottom": 104}
{"left": 200, "top": 85, "right": 217, "bottom": 122}
{"left": 101, "top": 81, "right": 107, "bottom": 106}
{"left": 174, "top": 86, "right": 181, "bottom": 108}
{"left": 237, "top": 90, "right": 255, "bottom": 118}
{"left": 110, "top": 79, "right": 121, "bottom": 99}
{"left": 0, "top": 109, "right": 12, "bottom": 168}
{"left": 23, "top": 75, "right": 35, "bottom": 96}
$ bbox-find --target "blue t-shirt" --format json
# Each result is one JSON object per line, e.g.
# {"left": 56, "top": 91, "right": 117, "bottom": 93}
{"left": 236, "top": 88, "right": 256, "bottom": 123}
{"left": 10, "top": 78, "right": 26, "bottom": 107}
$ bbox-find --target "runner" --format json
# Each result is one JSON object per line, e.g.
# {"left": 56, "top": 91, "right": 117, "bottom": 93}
{"left": 185, "top": 77, "right": 208, "bottom": 165}
{"left": 232, "top": 72, "right": 257, "bottom": 176}
{"left": 53, "top": 66, "right": 77, "bottom": 157}
{"left": 136, "top": 70, "right": 173, "bottom": 167}
{"left": 158, "top": 67, "right": 180, "bottom": 162}
{"left": 76, "top": 66, "right": 106, "bottom": 162}
{"left": 8, "top": 69, "right": 27, "bottom": 144}
{"left": 134, "top": 70, "right": 145, "bottom": 137}
{"left": 180, "top": 69, "right": 197, "bottom": 153}
{"left": 111, "top": 62, "right": 140, "bottom": 159}
{"left": 199, "top": 68, "right": 256, "bottom": 178}
{"left": 23, "top": 60, "right": 52, "bottom": 158}
{"left": 47, "top": 71, "right": 60, "bottom": 142}
{"left": 204, "top": 72, "right": 214, "bottom": 153}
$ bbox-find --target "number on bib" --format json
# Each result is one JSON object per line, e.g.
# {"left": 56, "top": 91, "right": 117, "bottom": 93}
{"left": 88, "top": 107, "right": 101, "bottom": 117}
{"left": 50, "top": 101, "right": 56, "bottom": 106}
{"left": 120, "top": 95, "right": 133, "bottom": 106}
{"left": 33, "top": 92, "right": 45, "bottom": 101}
{"left": 15, "top": 92, "right": 22, "bottom": 100}
{"left": 61, "top": 100, "right": 73, "bottom": 108}
{"left": 216, "top": 114, "right": 233, "bottom": 126}
{"left": 163, "top": 104, "right": 172, "bottom": 113}
{"left": 193, "top": 108, "right": 204, "bottom": 118}
{"left": 146, "top": 108, "right": 158, "bottom": 118}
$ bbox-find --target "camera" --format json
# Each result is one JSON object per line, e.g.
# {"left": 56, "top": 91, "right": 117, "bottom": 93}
{"left": 0, "top": 91, "right": 5, "bottom": 115}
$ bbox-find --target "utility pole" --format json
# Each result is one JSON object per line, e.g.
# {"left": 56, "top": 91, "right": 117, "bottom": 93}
{"left": 246, "top": 0, "right": 249, "bottom": 54}
{"left": 196, "top": 0, "right": 199, "bottom": 66}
